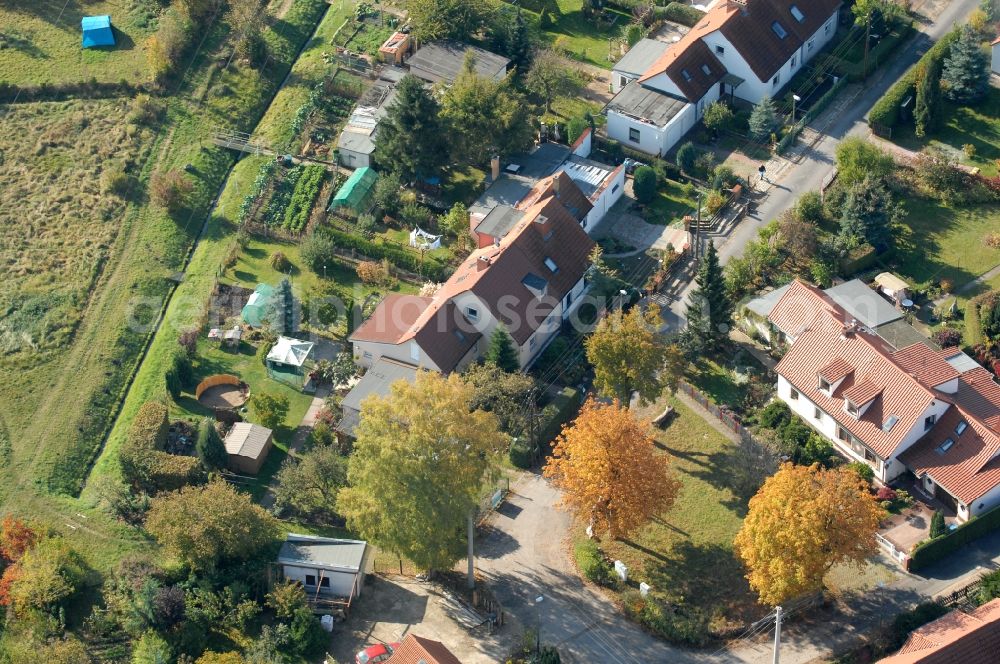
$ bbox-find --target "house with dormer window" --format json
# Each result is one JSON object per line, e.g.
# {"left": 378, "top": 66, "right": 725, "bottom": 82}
{"left": 605, "top": 0, "right": 841, "bottom": 156}
{"left": 768, "top": 280, "right": 1000, "bottom": 522}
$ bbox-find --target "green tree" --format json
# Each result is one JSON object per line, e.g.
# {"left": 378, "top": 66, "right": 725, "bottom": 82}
{"left": 251, "top": 392, "right": 289, "bottom": 430}
{"left": 676, "top": 141, "right": 697, "bottom": 174}
{"left": 941, "top": 25, "right": 991, "bottom": 104}
{"left": 405, "top": 0, "right": 493, "bottom": 41}
{"left": 371, "top": 170, "right": 403, "bottom": 217}
{"left": 488, "top": 5, "right": 532, "bottom": 73}
{"left": 526, "top": 49, "right": 582, "bottom": 113}
{"left": 748, "top": 96, "right": 779, "bottom": 142}
{"left": 196, "top": 418, "right": 228, "bottom": 470}
{"left": 440, "top": 52, "right": 535, "bottom": 165}
{"left": 702, "top": 101, "right": 734, "bottom": 136}
{"left": 834, "top": 136, "right": 894, "bottom": 186}
{"left": 375, "top": 75, "right": 450, "bottom": 183}
{"left": 266, "top": 580, "right": 307, "bottom": 619}
{"left": 586, "top": 305, "right": 685, "bottom": 405}
{"left": 684, "top": 241, "right": 733, "bottom": 355}
{"left": 838, "top": 177, "right": 901, "bottom": 251}
{"left": 632, "top": 166, "right": 657, "bottom": 204}
{"left": 913, "top": 56, "right": 942, "bottom": 137}
{"left": 852, "top": 0, "right": 904, "bottom": 77}
{"left": 145, "top": 482, "right": 280, "bottom": 571}
{"left": 3, "top": 536, "right": 86, "bottom": 616}
{"left": 440, "top": 201, "right": 470, "bottom": 237}
{"left": 338, "top": 373, "right": 503, "bottom": 573}
{"left": 795, "top": 191, "right": 825, "bottom": 223}
{"left": 463, "top": 362, "right": 537, "bottom": 437}
{"left": 273, "top": 446, "right": 348, "bottom": 521}
{"left": 132, "top": 631, "right": 171, "bottom": 664}
{"left": 485, "top": 328, "right": 520, "bottom": 372}
{"left": 930, "top": 509, "right": 947, "bottom": 538}
{"left": 288, "top": 607, "right": 328, "bottom": 657}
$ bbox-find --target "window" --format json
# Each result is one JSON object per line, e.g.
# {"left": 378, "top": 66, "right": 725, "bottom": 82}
{"left": 814, "top": 406, "right": 822, "bottom": 421}
{"left": 701, "top": 64, "right": 712, "bottom": 76}
{"left": 681, "top": 69, "right": 692, "bottom": 81}
{"left": 715, "top": 45, "right": 724, "bottom": 55}
{"left": 611, "top": 183, "right": 620, "bottom": 194}
{"left": 305, "top": 575, "right": 316, "bottom": 586}
{"left": 790, "top": 55, "right": 796, "bottom": 68}
{"left": 846, "top": 401, "right": 859, "bottom": 417}
{"left": 565, "top": 290, "right": 573, "bottom": 307}
{"left": 409, "top": 341, "right": 420, "bottom": 362}
{"left": 825, "top": 21, "right": 831, "bottom": 36}
{"left": 772, "top": 73, "right": 780, "bottom": 87}
{"left": 790, "top": 5, "right": 805, "bottom": 22}
{"left": 924, "top": 414, "right": 937, "bottom": 431}
{"left": 956, "top": 420, "right": 968, "bottom": 436}
{"left": 529, "top": 336, "right": 537, "bottom": 351}
{"left": 807, "top": 39, "right": 815, "bottom": 52}
{"left": 544, "top": 257, "right": 559, "bottom": 273}
{"left": 771, "top": 21, "right": 788, "bottom": 39}
{"left": 883, "top": 415, "right": 899, "bottom": 433}
{"left": 818, "top": 377, "right": 831, "bottom": 392}
{"left": 935, "top": 438, "right": 955, "bottom": 455}
{"left": 959, "top": 503, "right": 967, "bottom": 514}
{"left": 363, "top": 351, "right": 373, "bottom": 359}
{"left": 864, "top": 448, "right": 877, "bottom": 463}
{"left": 320, "top": 577, "right": 330, "bottom": 588}
{"left": 466, "top": 306, "right": 479, "bottom": 321}
{"left": 790, "top": 387, "right": 799, "bottom": 400}
{"left": 619, "top": 75, "right": 629, "bottom": 89}
{"left": 628, "top": 127, "right": 640, "bottom": 144}
{"left": 837, "top": 426, "right": 849, "bottom": 442}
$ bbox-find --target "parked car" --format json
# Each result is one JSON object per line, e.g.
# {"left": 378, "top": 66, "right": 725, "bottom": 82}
{"left": 356, "top": 642, "right": 401, "bottom": 664}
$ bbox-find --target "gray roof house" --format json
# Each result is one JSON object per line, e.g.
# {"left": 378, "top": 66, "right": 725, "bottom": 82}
{"left": 278, "top": 534, "right": 370, "bottom": 599}
{"left": 612, "top": 38, "right": 669, "bottom": 93}
{"left": 337, "top": 357, "right": 421, "bottom": 437}
{"left": 406, "top": 41, "right": 510, "bottom": 85}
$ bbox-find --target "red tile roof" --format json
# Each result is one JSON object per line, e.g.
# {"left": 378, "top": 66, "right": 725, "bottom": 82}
{"left": 878, "top": 599, "right": 1000, "bottom": 663}
{"left": 843, "top": 378, "right": 883, "bottom": 407}
{"left": 893, "top": 343, "right": 960, "bottom": 388}
{"left": 819, "top": 357, "right": 854, "bottom": 382}
{"left": 768, "top": 279, "right": 845, "bottom": 338}
{"left": 386, "top": 634, "right": 463, "bottom": 664}
{"left": 638, "top": 6, "right": 732, "bottom": 96}
{"left": 351, "top": 294, "right": 433, "bottom": 345}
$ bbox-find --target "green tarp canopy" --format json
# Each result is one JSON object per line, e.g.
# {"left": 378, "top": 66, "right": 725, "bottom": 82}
{"left": 329, "top": 167, "right": 378, "bottom": 214}
{"left": 241, "top": 283, "right": 275, "bottom": 328}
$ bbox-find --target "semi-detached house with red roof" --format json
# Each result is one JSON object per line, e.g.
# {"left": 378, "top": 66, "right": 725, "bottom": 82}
{"left": 606, "top": 0, "right": 841, "bottom": 157}
{"left": 768, "top": 280, "right": 1000, "bottom": 522}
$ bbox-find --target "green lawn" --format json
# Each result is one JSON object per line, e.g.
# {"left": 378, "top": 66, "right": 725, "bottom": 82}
{"left": 502, "top": 0, "right": 627, "bottom": 69}
{"left": 542, "top": 94, "right": 605, "bottom": 127}
{"left": 646, "top": 180, "right": 702, "bottom": 225}
{"left": 598, "top": 396, "right": 759, "bottom": 626}
{"left": 441, "top": 165, "right": 487, "bottom": 207}
{"left": 0, "top": 1, "right": 157, "bottom": 87}
{"left": 892, "top": 199, "right": 1000, "bottom": 290}
{"left": 686, "top": 359, "right": 747, "bottom": 407}
{"left": 891, "top": 87, "right": 1000, "bottom": 178}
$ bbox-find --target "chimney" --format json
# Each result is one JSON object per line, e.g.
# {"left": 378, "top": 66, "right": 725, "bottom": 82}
{"left": 477, "top": 256, "right": 491, "bottom": 271}
{"left": 490, "top": 155, "right": 500, "bottom": 182}
{"left": 493, "top": 236, "right": 501, "bottom": 248}
{"left": 552, "top": 174, "right": 561, "bottom": 196}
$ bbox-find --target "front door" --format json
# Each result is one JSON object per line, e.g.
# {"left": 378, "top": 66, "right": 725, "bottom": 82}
{"left": 935, "top": 484, "right": 958, "bottom": 513}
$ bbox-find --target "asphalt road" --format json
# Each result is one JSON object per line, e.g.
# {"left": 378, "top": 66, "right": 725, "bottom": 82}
{"left": 665, "top": 0, "right": 983, "bottom": 328}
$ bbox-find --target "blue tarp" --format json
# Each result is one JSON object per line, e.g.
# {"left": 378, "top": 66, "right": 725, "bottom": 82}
{"left": 82, "top": 15, "right": 116, "bottom": 48}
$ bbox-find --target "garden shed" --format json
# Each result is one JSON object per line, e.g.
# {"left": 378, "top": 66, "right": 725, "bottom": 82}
{"left": 278, "top": 534, "right": 370, "bottom": 600}
{"left": 81, "top": 15, "right": 116, "bottom": 48}
{"left": 241, "top": 283, "right": 275, "bottom": 328}
{"left": 328, "top": 166, "right": 378, "bottom": 215}
{"left": 223, "top": 422, "right": 273, "bottom": 474}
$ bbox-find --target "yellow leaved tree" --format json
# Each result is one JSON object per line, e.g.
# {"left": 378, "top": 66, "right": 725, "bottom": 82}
{"left": 544, "top": 399, "right": 680, "bottom": 539}
{"left": 734, "top": 463, "right": 884, "bottom": 606}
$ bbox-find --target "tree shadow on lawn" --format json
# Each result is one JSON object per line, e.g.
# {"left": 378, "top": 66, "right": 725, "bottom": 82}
{"left": 892, "top": 201, "right": 981, "bottom": 287}
{"left": 642, "top": 541, "right": 759, "bottom": 621}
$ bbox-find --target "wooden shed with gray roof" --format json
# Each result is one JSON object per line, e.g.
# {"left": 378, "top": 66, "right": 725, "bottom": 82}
{"left": 223, "top": 422, "right": 274, "bottom": 475}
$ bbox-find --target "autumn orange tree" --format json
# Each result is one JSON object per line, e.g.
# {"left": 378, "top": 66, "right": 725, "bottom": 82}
{"left": 585, "top": 304, "right": 685, "bottom": 406}
{"left": 544, "top": 399, "right": 680, "bottom": 539}
{"left": 734, "top": 463, "right": 883, "bottom": 606}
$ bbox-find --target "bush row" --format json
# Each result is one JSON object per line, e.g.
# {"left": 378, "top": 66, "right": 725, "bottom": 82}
{"left": 868, "top": 27, "right": 958, "bottom": 129}
{"left": 283, "top": 165, "right": 326, "bottom": 232}
{"left": 652, "top": 2, "right": 705, "bottom": 27}
{"left": 319, "top": 228, "right": 451, "bottom": 282}
{"left": 908, "top": 504, "right": 1000, "bottom": 571}
{"left": 120, "top": 402, "right": 204, "bottom": 495}
{"left": 509, "top": 386, "right": 581, "bottom": 469}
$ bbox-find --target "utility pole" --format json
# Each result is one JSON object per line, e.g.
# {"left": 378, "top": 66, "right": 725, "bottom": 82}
{"left": 467, "top": 510, "right": 475, "bottom": 589}
{"left": 772, "top": 605, "right": 783, "bottom": 664}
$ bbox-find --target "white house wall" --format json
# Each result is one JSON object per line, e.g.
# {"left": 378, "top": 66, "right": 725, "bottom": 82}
{"left": 970, "top": 480, "right": 1000, "bottom": 519}
{"left": 282, "top": 564, "right": 361, "bottom": 598}
{"left": 352, "top": 338, "right": 442, "bottom": 373}
{"left": 584, "top": 168, "right": 625, "bottom": 231}
{"left": 607, "top": 111, "right": 665, "bottom": 156}
{"left": 993, "top": 43, "right": 1000, "bottom": 74}
{"left": 640, "top": 72, "right": 683, "bottom": 97}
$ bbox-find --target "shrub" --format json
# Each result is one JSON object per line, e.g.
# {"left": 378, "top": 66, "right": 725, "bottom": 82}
{"left": 930, "top": 509, "right": 947, "bottom": 538}
{"left": 538, "top": 7, "right": 552, "bottom": 29}
{"left": 675, "top": 142, "right": 697, "bottom": 175}
{"left": 356, "top": 260, "right": 393, "bottom": 286}
{"left": 509, "top": 441, "right": 534, "bottom": 469}
{"left": 884, "top": 603, "right": 949, "bottom": 652}
{"left": 796, "top": 191, "right": 824, "bottom": 223}
{"left": 567, "top": 115, "right": 589, "bottom": 145}
{"left": 705, "top": 191, "right": 726, "bottom": 216}
{"left": 711, "top": 165, "right": 738, "bottom": 191}
{"left": 356, "top": 212, "right": 377, "bottom": 239}
{"left": 150, "top": 169, "right": 193, "bottom": 213}
{"left": 632, "top": 166, "right": 657, "bottom": 203}
{"left": 623, "top": 596, "right": 711, "bottom": 646}
{"left": 574, "top": 539, "right": 615, "bottom": 587}
{"left": 270, "top": 251, "right": 291, "bottom": 272}
{"left": 757, "top": 401, "right": 791, "bottom": 429}
{"left": 101, "top": 165, "right": 133, "bottom": 197}
{"left": 847, "top": 461, "right": 875, "bottom": 483}
{"left": 876, "top": 486, "right": 897, "bottom": 502}
{"left": 305, "top": 228, "right": 450, "bottom": 281}
{"left": 702, "top": 101, "right": 734, "bottom": 136}
{"left": 129, "top": 94, "right": 165, "bottom": 125}
{"left": 978, "top": 568, "right": 1000, "bottom": 604}
{"left": 653, "top": 2, "right": 705, "bottom": 27}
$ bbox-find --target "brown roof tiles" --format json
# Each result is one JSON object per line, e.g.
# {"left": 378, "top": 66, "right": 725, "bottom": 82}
{"left": 878, "top": 599, "right": 1000, "bottom": 663}
{"left": 893, "top": 343, "right": 961, "bottom": 388}
{"left": 387, "top": 633, "right": 464, "bottom": 664}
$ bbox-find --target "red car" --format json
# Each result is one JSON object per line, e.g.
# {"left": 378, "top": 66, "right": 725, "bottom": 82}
{"left": 355, "top": 642, "right": 401, "bottom": 664}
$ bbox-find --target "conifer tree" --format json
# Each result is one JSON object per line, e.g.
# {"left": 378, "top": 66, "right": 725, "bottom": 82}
{"left": 374, "top": 75, "right": 449, "bottom": 182}
{"left": 196, "top": 418, "right": 228, "bottom": 470}
{"left": 485, "top": 328, "right": 520, "bottom": 373}
{"left": 748, "top": 96, "right": 779, "bottom": 142}
{"left": 684, "top": 241, "right": 733, "bottom": 355}
{"left": 941, "top": 25, "right": 990, "bottom": 104}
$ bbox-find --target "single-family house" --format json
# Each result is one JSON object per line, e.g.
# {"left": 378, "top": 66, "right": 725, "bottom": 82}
{"left": 605, "top": 0, "right": 842, "bottom": 156}
{"left": 612, "top": 38, "right": 670, "bottom": 94}
{"left": 878, "top": 598, "right": 1000, "bottom": 663}
{"left": 278, "top": 534, "right": 370, "bottom": 600}
{"left": 406, "top": 41, "right": 509, "bottom": 85}
{"left": 470, "top": 136, "right": 624, "bottom": 239}
{"left": 768, "top": 279, "right": 1000, "bottom": 521}
{"left": 351, "top": 189, "right": 595, "bottom": 373}
{"left": 386, "top": 634, "right": 464, "bottom": 664}
{"left": 223, "top": 422, "right": 273, "bottom": 474}
{"left": 336, "top": 357, "right": 421, "bottom": 437}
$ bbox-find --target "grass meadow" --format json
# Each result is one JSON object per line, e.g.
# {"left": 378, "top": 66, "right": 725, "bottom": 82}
{"left": 0, "top": 0, "right": 158, "bottom": 87}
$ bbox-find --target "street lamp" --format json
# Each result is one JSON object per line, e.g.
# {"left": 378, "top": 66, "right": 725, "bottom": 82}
{"left": 618, "top": 289, "right": 627, "bottom": 311}
{"left": 534, "top": 595, "right": 544, "bottom": 653}
{"left": 791, "top": 94, "right": 802, "bottom": 123}
{"left": 323, "top": 263, "right": 327, "bottom": 279}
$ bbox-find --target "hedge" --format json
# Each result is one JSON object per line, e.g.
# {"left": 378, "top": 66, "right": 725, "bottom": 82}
{"left": 777, "top": 76, "right": 849, "bottom": 155}
{"left": 536, "top": 387, "right": 581, "bottom": 449}
{"left": 121, "top": 401, "right": 204, "bottom": 493}
{"left": 653, "top": 2, "right": 705, "bottom": 27}
{"left": 321, "top": 228, "right": 451, "bottom": 282}
{"left": 509, "top": 441, "right": 534, "bottom": 469}
{"left": 127, "top": 402, "right": 169, "bottom": 450}
{"left": 908, "top": 504, "right": 1000, "bottom": 571}
{"left": 868, "top": 27, "right": 959, "bottom": 130}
